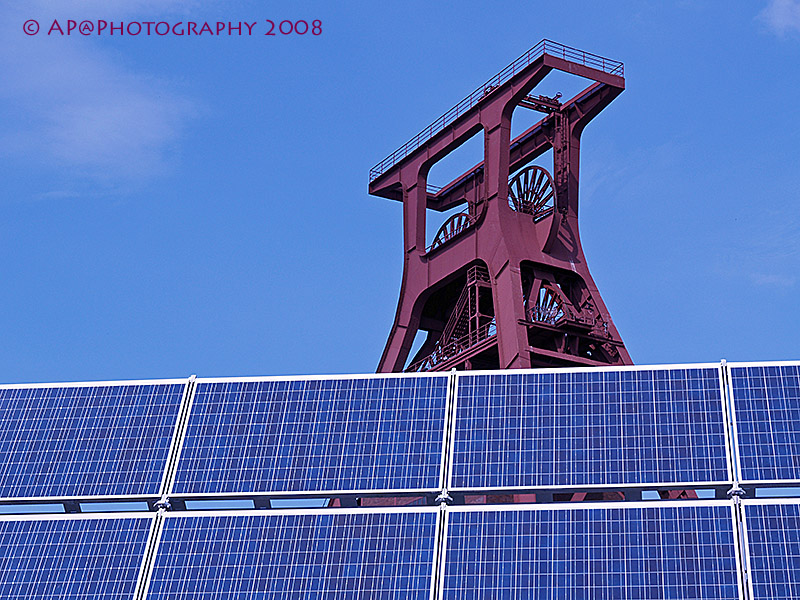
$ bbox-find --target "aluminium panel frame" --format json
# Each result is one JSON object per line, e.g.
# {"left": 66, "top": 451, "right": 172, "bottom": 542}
{"left": 167, "top": 371, "right": 451, "bottom": 501}
{"left": 437, "top": 499, "right": 746, "bottom": 600}
{"left": 0, "top": 511, "right": 158, "bottom": 600}
{"left": 726, "top": 360, "right": 800, "bottom": 488}
{"left": 446, "top": 362, "right": 735, "bottom": 495}
{"left": 139, "top": 505, "right": 441, "bottom": 600}
{"left": 739, "top": 497, "right": 800, "bottom": 600}
{"left": 0, "top": 378, "right": 192, "bottom": 505}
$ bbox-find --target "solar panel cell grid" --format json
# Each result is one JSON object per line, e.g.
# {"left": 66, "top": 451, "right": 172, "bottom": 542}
{"left": 146, "top": 509, "right": 437, "bottom": 600}
{"left": 0, "top": 383, "right": 186, "bottom": 499}
{"left": 0, "top": 515, "right": 152, "bottom": 600}
{"left": 744, "top": 501, "right": 800, "bottom": 600}
{"left": 171, "top": 375, "right": 448, "bottom": 495}
{"left": 442, "top": 504, "right": 740, "bottom": 600}
{"left": 730, "top": 364, "right": 800, "bottom": 483}
{"left": 451, "top": 367, "right": 730, "bottom": 490}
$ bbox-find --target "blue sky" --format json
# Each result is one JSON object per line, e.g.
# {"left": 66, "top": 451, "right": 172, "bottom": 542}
{"left": 0, "top": 1, "right": 798, "bottom": 383}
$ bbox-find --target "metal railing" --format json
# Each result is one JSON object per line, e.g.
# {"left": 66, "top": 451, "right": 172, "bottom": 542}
{"left": 406, "top": 320, "right": 497, "bottom": 373}
{"left": 369, "top": 40, "right": 623, "bottom": 183}
{"left": 426, "top": 183, "right": 443, "bottom": 194}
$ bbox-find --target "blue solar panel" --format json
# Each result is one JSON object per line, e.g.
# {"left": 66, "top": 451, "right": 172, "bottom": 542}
{"left": 450, "top": 367, "right": 730, "bottom": 490}
{"left": 730, "top": 363, "right": 800, "bottom": 483}
{"left": 0, "top": 381, "right": 187, "bottom": 500}
{"left": 0, "top": 514, "right": 152, "bottom": 599}
{"left": 744, "top": 500, "right": 800, "bottom": 600}
{"left": 442, "top": 503, "right": 740, "bottom": 600}
{"left": 144, "top": 508, "right": 438, "bottom": 599}
{"left": 171, "top": 374, "right": 448, "bottom": 496}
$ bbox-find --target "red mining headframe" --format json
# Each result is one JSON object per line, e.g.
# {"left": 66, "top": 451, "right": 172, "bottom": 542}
{"left": 371, "top": 40, "right": 633, "bottom": 373}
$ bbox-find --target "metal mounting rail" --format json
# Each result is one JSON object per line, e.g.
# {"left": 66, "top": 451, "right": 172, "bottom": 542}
{"left": 368, "top": 39, "right": 624, "bottom": 183}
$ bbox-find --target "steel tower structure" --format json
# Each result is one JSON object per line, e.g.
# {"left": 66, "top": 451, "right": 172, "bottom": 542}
{"left": 370, "top": 40, "right": 632, "bottom": 373}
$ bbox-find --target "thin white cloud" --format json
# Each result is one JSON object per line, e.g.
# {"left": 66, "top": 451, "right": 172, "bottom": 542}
{"left": 750, "top": 273, "right": 797, "bottom": 287}
{"left": 0, "top": 2, "right": 200, "bottom": 189}
{"left": 717, "top": 213, "right": 800, "bottom": 288}
{"left": 759, "top": 0, "right": 800, "bottom": 35}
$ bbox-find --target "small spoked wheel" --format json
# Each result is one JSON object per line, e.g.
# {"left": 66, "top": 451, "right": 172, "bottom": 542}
{"left": 430, "top": 211, "right": 474, "bottom": 252}
{"left": 508, "top": 166, "right": 555, "bottom": 222}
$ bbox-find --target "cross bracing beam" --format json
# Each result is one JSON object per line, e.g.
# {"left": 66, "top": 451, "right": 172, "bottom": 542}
{"left": 368, "top": 39, "right": 624, "bottom": 190}
{"left": 374, "top": 80, "right": 623, "bottom": 213}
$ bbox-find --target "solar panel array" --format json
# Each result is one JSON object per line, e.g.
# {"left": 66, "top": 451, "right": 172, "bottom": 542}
{"left": 451, "top": 366, "right": 730, "bottom": 491}
{"left": 729, "top": 363, "right": 800, "bottom": 484}
{"left": 442, "top": 503, "right": 741, "bottom": 600}
{"left": 0, "top": 381, "right": 187, "bottom": 500}
{"left": 0, "top": 514, "right": 153, "bottom": 600}
{"left": 145, "top": 508, "right": 438, "bottom": 599}
{"left": 2, "top": 361, "right": 799, "bottom": 599}
{"left": 171, "top": 374, "right": 448, "bottom": 496}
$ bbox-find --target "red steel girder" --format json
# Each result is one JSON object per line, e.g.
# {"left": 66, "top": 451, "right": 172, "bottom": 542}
{"left": 369, "top": 52, "right": 623, "bottom": 204}
{"left": 418, "top": 81, "right": 623, "bottom": 214}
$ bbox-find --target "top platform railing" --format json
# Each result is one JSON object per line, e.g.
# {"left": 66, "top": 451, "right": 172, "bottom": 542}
{"left": 369, "top": 40, "right": 624, "bottom": 183}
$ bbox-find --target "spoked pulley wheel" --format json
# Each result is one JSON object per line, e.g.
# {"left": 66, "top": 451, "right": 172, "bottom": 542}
{"left": 508, "top": 165, "right": 555, "bottom": 222}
